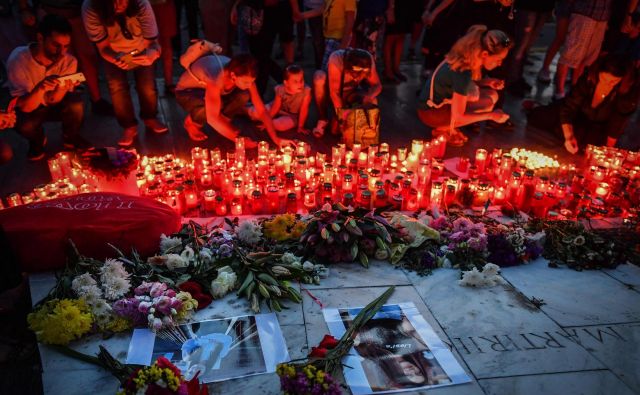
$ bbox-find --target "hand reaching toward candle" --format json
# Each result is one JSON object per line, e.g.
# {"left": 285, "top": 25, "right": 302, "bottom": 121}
{"left": 276, "top": 138, "right": 296, "bottom": 150}
{"left": 244, "top": 139, "right": 259, "bottom": 149}
{"left": 490, "top": 109, "right": 509, "bottom": 123}
{"left": 484, "top": 78, "right": 505, "bottom": 90}
{"left": 0, "top": 111, "right": 17, "bottom": 130}
{"left": 564, "top": 136, "right": 579, "bottom": 154}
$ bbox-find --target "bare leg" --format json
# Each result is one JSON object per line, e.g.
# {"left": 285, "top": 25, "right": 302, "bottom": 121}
{"left": 542, "top": 16, "right": 570, "bottom": 71}
{"left": 572, "top": 63, "right": 586, "bottom": 85}
{"left": 555, "top": 62, "right": 570, "bottom": 95}
{"left": 313, "top": 70, "right": 328, "bottom": 121}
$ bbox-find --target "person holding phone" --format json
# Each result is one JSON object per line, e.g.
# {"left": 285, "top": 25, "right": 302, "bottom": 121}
{"left": 82, "top": 0, "right": 167, "bottom": 146}
{"left": 7, "top": 14, "right": 87, "bottom": 161}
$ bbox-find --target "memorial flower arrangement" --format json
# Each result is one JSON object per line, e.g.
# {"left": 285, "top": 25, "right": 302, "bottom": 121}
{"left": 263, "top": 213, "right": 307, "bottom": 241}
{"left": 27, "top": 298, "right": 93, "bottom": 345}
{"left": 82, "top": 147, "right": 138, "bottom": 180}
{"left": 299, "top": 203, "right": 400, "bottom": 266}
{"left": 529, "top": 218, "right": 640, "bottom": 270}
{"left": 277, "top": 286, "right": 396, "bottom": 395}
{"left": 117, "top": 356, "right": 208, "bottom": 395}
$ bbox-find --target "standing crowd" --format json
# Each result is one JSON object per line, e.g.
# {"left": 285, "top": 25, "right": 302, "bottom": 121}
{"left": 0, "top": 0, "right": 639, "bottom": 163}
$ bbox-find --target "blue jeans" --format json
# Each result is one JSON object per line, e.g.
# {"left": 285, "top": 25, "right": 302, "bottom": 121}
{"left": 104, "top": 62, "right": 158, "bottom": 128}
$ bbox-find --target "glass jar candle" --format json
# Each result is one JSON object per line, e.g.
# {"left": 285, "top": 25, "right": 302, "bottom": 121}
{"left": 475, "top": 149, "right": 488, "bottom": 175}
{"left": 430, "top": 181, "right": 443, "bottom": 208}
{"left": 304, "top": 187, "right": 316, "bottom": 210}
{"left": 214, "top": 195, "right": 227, "bottom": 216}
{"left": 343, "top": 192, "right": 354, "bottom": 207}
{"left": 286, "top": 192, "right": 298, "bottom": 213}
{"left": 230, "top": 198, "right": 243, "bottom": 215}
{"left": 374, "top": 189, "right": 387, "bottom": 209}
{"left": 203, "top": 189, "right": 216, "bottom": 212}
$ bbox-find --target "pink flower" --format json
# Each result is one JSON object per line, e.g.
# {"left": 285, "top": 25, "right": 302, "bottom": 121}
{"left": 155, "top": 296, "right": 173, "bottom": 315}
{"left": 138, "top": 301, "right": 153, "bottom": 314}
{"left": 135, "top": 282, "right": 153, "bottom": 296}
{"left": 150, "top": 282, "right": 168, "bottom": 298}
{"left": 164, "top": 289, "right": 176, "bottom": 298}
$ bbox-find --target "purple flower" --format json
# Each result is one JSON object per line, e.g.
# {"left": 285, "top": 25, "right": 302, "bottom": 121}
{"left": 488, "top": 233, "right": 519, "bottom": 267}
{"left": 525, "top": 241, "right": 543, "bottom": 260}
{"left": 420, "top": 252, "right": 436, "bottom": 269}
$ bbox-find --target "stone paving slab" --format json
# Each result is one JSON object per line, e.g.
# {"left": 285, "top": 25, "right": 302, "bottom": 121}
{"left": 406, "top": 268, "right": 604, "bottom": 379}
{"left": 500, "top": 259, "right": 640, "bottom": 327}
{"left": 559, "top": 322, "right": 640, "bottom": 393}
{"left": 42, "top": 368, "right": 119, "bottom": 395}
{"left": 477, "top": 370, "right": 635, "bottom": 395}
{"left": 602, "top": 264, "right": 640, "bottom": 290}
{"left": 301, "top": 285, "right": 486, "bottom": 395}
{"left": 303, "top": 260, "right": 412, "bottom": 290}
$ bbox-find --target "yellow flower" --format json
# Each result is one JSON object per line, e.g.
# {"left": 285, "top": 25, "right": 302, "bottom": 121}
{"left": 28, "top": 299, "right": 93, "bottom": 345}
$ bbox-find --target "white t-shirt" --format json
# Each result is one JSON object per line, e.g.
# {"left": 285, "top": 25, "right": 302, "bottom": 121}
{"left": 7, "top": 45, "right": 77, "bottom": 99}
{"left": 82, "top": 0, "right": 158, "bottom": 53}
{"left": 175, "top": 55, "right": 230, "bottom": 91}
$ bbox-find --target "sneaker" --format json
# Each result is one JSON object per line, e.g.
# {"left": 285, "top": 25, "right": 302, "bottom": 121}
{"left": 537, "top": 68, "right": 552, "bottom": 83}
{"left": 184, "top": 115, "right": 208, "bottom": 141}
{"left": 63, "top": 135, "right": 92, "bottom": 150}
{"left": 118, "top": 126, "right": 138, "bottom": 146}
{"left": 27, "top": 144, "right": 45, "bottom": 161}
{"left": 91, "top": 98, "right": 114, "bottom": 116}
{"left": 553, "top": 91, "right": 566, "bottom": 101}
{"left": 144, "top": 118, "right": 169, "bottom": 134}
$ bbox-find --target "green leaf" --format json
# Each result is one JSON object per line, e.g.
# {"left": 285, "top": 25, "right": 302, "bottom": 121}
{"left": 358, "top": 251, "right": 369, "bottom": 268}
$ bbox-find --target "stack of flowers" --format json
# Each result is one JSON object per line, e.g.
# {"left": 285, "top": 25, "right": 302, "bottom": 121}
{"left": 82, "top": 147, "right": 138, "bottom": 180}
{"left": 277, "top": 363, "right": 342, "bottom": 395}
{"left": 263, "top": 214, "right": 307, "bottom": 241}
{"left": 300, "top": 203, "right": 399, "bottom": 266}
{"left": 117, "top": 356, "right": 208, "bottom": 395}
{"left": 113, "top": 282, "right": 197, "bottom": 331}
{"left": 27, "top": 299, "right": 93, "bottom": 345}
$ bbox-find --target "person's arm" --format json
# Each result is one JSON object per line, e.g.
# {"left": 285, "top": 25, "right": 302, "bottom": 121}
{"left": 130, "top": 38, "right": 162, "bottom": 66}
{"left": 476, "top": 78, "right": 505, "bottom": 90}
{"left": 17, "top": 77, "right": 59, "bottom": 113}
{"left": 449, "top": 92, "right": 506, "bottom": 127}
{"left": 364, "top": 63, "right": 382, "bottom": 103}
{"left": 269, "top": 90, "right": 282, "bottom": 118}
{"left": 301, "top": 7, "right": 323, "bottom": 19}
{"left": 298, "top": 87, "right": 312, "bottom": 132}
{"left": 205, "top": 80, "right": 242, "bottom": 142}
{"left": 0, "top": 111, "right": 17, "bottom": 129}
{"left": 423, "top": 0, "right": 456, "bottom": 26}
{"left": 95, "top": 39, "right": 132, "bottom": 69}
{"left": 327, "top": 59, "right": 344, "bottom": 111}
{"left": 248, "top": 83, "right": 295, "bottom": 149}
{"left": 623, "top": 0, "right": 639, "bottom": 32}
{"left": 561, "top": 123, "right": 578, "bottom": 154}
{"left": 44, "top": 79, "right": 80, "bottom": 105}
{"left": 340, "top": 11, "right": 356, "bottom": 48}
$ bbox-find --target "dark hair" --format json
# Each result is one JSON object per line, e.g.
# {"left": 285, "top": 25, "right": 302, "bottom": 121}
{"left": 38, "top": 14, "right": 72, "bottom": 38}
{"left": 226, "top": 54, "right": 258, "bottom": 78}
{"left": 283, "top": 64, "right": 303, "bottom": 80}
{"left": 91, "top": 0, "right": 142, "bottom": 26}
{"left": 344, "top": 48, "right": 372, "bottom": 71}
{"left": 588, "top": 54, "right": 636, "bottom": 93}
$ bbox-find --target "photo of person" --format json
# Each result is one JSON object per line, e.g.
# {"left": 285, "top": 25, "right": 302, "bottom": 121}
{"left": 150, "top": 316, "right": 267, "bottom": 383}
{"left": 335, "top": 304, "right": 455, "bottom": 394}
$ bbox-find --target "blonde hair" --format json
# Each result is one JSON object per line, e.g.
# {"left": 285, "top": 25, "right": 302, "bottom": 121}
{"left": 445, "top": 25, "right": 512, "bottom": 80}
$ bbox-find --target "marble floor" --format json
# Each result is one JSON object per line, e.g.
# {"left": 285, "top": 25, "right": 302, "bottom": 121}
{"left": 27, "top": 258, "right": 640, "bottom": 395}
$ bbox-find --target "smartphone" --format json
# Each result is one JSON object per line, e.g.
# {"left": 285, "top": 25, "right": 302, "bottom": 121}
{"left": 58, "top": 72, "right": 86, "bottom": 84}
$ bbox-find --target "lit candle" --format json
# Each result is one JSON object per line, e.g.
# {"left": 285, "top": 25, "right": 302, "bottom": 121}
{"left": 430, "top": 181, "right": 443, "bottom": 208}
{"left": 594, "top": 182, "right": 610, "bottom": 199}
{"left": 494, "top": 186, "right": 506, "bottom": 205}
{"left": 200, "top": 169, "right": 213, "bottom": 187}
{"left": 230, "top": 198, "right": 243, "bottom": 215}
{"left": 411, "top": 139, "right": 424, "bottom": 156}
{"left": 48, "top": 158, "right": 63, "bottom": 181}
{"left": 303, "top": 187, "right": 316, "bottom": 210}
{"left": 214, "top": 195, "right": 227, "bottom": 216}
{"left": 475, "top": 149, "right": 488, "bottom": 175}
{"left": 7, "top": 193, "right": 23, "bottom": 207}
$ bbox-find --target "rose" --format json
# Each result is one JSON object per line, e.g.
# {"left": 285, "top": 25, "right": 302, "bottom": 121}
{"left": 318, "top": 334, "right": 339, "bottom": 349}
{"left": 178, "top": 281, "right": 203, "bottom": 295}
{"left": 155, "top": 356, "right": 183, "bottom": 378}
{"left": 309, "top": 347, "right": 328, "bottom": 358}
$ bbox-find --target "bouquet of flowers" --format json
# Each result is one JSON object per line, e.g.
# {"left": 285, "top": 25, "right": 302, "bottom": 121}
{"left": 529, "top": 219, "right": 640, "bottom": 270}
{"left": 118, "top": 356, "right": 208, "bottom": 395}
{"left": 300, "top": 203, "right": 400, "bottom": 266}
{"left": 81, "top": 147, "right": 138, "bottom": 180}
{"left": 262, "top": 213, "right": 307, "bottom": 242}
{"left": 113, "top": 282, "right": 197, "bottom": 331}
{"left": 27, "top": 298, "right": 93, "bottom": 345}
{"left": 277, "top": 286, "right": 396, "bottom": 395}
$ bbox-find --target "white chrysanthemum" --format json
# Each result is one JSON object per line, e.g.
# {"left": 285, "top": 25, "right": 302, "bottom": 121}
{"left": 181, "top": 246, "right": 195, "bottom": 262}
{"left": 165, "top": 254, "right": 188, "bottom": 270}
{"left": 101, "top": 258, "right": 129, "bottom": 277}
{"left": 102, "top": 276, "right": 131, "bottom": 300}
{"left": 210, "top": 271, "right": 237, "bottom": 299}
{"left": 302, "top": 261, "right": 315, "bottom": 272}
{"left": 482, "top": 263, "right": 500, "bottom": 277}
{"left": 459, "top": 267, "right": 484, "bottom": 287}
{"left": 281, "top": 252, "right": 301, "bottom": 266}
{"left": 236, "top": 220, "right": 263, "bottom": 245}
{"left": 78, "top": 284, "right": 103, "bottom": 305}
{"left": 72, "top": 273, "right": 97, "bottom": 294}
{"left": 92, "top": 299, "right": 112, "bottom": 316}
{"left": 160, "top": 233, "right": 182, "bottom": 253}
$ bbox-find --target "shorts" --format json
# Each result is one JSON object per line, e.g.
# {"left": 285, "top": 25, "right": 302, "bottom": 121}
{"left": 417, "top": 105, "right": 451, "bottom": 129}
{"left": 322, "top": 38, "right": 342, "bottom": 71}
{"left": 265, "top": 2, "right": 294, "bottom": 43}
{"left": 555, "top": 0, "right": 572, "bottom": 19}
{"left": 559, "top": 13, "right": 607, "bottom": 69}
